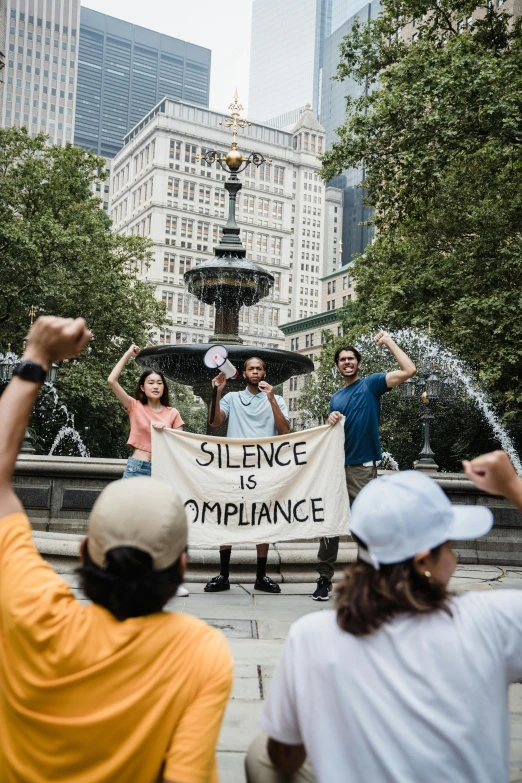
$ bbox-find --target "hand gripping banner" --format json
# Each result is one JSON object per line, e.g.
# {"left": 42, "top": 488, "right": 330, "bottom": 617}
{"left": 152, "top": 421, "right": 350, "bottom": 548}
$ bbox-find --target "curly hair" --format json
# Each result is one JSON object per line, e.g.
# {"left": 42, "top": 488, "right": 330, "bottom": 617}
{"left": 336, "top": 537, "right": 452, "bottom": 636}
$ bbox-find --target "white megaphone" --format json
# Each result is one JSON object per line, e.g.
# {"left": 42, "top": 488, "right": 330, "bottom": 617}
{"left": 204, "top": 345, "right": 238, "bottom": 379}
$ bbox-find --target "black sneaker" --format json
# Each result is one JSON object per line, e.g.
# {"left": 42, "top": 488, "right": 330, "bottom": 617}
{"left": 254, "top": 575, "right": 281, "bottom": 593}
{"left": 312, "top": 576, "right": 332, "bottom": 601}
{"left": 204, "top": 574, "right": 230, "bottom": 592}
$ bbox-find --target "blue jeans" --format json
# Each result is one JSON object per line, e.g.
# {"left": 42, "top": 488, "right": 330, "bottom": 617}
{"left": 122, "top": 457, "right": 152, "bottom": 479}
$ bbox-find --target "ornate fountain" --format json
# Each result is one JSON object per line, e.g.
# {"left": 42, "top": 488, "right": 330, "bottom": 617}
{"left": 137, "top": 92, "right": 313, "bottom": 409}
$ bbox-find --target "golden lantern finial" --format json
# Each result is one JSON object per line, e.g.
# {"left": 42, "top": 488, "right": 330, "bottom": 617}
{"left": 28, "top": 305, "right": 37, "bottom": 326}
{"left": 220, "top": 89, "right": 251, "bottom": 152}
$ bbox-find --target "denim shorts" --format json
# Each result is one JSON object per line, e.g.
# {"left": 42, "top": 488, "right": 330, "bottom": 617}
{"left": 122, "top": 456, "right": 152, "bottom": 479}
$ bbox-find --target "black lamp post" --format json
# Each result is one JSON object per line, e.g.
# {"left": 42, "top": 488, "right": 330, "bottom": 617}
{"left": 400, "top": 368, "right": 456, "bottom": 472}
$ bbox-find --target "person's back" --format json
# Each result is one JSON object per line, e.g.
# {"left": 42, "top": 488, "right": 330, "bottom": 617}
{"left": 247, "top": 469, "right": 514, "bottom": 783}
{"left": 0, "top": 528, "right": 231, "bottom": 783}
{"left": 263, "top": 591, "right": 519, "bottom": 783}
{"left": 0, "top": 315, "right": 233, "bottom": 783}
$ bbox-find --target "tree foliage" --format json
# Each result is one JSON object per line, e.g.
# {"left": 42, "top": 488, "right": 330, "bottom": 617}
{"left": 0, "top": 127, "right": 168, "bottom": 457}
{"left": 321, "top": 0, "right": 522, "bottom": 446}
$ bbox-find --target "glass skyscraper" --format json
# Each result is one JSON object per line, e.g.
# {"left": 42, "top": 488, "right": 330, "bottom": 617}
{"left": 74, "top": 8, "right": 211, "bottom": 158}
{"left": 321, "top": 2, "right": 379, "bottom": 264}
{"left": 248, "top": 0, "right": 331, "bottom": 128}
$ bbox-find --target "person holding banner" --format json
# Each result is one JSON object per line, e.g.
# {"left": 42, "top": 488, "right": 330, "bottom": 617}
{"left": 204, "top": 357, "right": 290, "bottom": 594}
{"left": 313, "top": 330, "right": 416, "bottom": 601}
{"left": 108, "top": 344, "right": 184, "bottom": 480}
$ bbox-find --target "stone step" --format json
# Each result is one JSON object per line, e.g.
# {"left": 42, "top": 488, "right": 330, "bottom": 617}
{"left": 33, "top": 530, "right": 522, "bottom": 579}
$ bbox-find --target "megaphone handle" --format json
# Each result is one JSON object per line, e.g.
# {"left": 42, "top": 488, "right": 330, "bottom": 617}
{"left": 209, "top": 384, "right": 218, "bottom": 425}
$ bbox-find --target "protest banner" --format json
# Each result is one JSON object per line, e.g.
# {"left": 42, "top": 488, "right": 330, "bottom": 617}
{"left": 152, "top": 421, "right": 350, "bottom": 547}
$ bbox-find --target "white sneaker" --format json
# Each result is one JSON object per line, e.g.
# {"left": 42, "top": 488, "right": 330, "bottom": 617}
{"left": 176, "top": 584, "right": 190, "bottom": 597}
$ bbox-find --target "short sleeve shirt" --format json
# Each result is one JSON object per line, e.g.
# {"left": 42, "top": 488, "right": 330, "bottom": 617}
{"left": 329, "top": 373, "right": 390, "bottom": 465}
{"left": 259, "top": 592, "right": 522, "bottom": 783}
{"left": 125, "top": 397, "right": 184, "bottom": 452}
{"left": 0, "top": 512, "right": 233, "bottom": 783}
{"left": 220, "top": 390, "right": 289, "bottom": 439}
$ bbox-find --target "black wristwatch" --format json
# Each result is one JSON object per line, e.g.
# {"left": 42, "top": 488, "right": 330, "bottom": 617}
{"left": 12, "top": 360, "right": 47, "bottom": 384}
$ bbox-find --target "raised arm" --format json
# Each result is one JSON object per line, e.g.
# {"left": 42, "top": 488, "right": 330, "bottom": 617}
{"left": 209, "top": 373, "right": 227, "bottom": 428}
{"left": 463, "top": 451, "right": 522, "bottom": 511}
{"left": 107, "top": 344, "right": 140, "bottom": 408}
{"left": 374, "top": 330, "right": 416, "bottom": 388}
{"left": 0, "top": 317, "right": 91, "bottom": 517}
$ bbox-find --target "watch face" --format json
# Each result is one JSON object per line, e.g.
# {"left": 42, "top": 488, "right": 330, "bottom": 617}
{"left": 14, "top": 361, "right": 47, "bottom": 383}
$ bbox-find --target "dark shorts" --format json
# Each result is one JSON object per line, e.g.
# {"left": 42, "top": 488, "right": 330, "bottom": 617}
{"left": 122, "top": 457, "right": 152, "bottom": 479}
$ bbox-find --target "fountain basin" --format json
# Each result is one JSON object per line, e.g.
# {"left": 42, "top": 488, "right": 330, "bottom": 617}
{"left": 184, "top": 255, "right": 274, "bottom": 308}
{"left": 137, "top": 343, "right": 314, "bottom": 401}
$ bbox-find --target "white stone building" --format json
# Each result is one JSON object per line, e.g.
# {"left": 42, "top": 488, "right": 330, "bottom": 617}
{"left": 108, "top": 97, "right": 342, "bottom": 348}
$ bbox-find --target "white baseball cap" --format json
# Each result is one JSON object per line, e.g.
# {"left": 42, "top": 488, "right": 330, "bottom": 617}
{"left": 87, "top": 477, "right": 188, "bottom": 571}
{"left": 350, "top": 470, "right": 493, "bottom": 569}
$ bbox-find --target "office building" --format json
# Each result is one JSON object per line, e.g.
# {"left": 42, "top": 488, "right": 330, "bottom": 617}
{"left": 109, "top": 100, "right": 342, "bottom": 348}
{"left": 0, "top": 0, "right": 6, "bottom": 91}
{"left": 321, "top": 2, "right": 379, "bottom": 264}
{"left": 74, "top": 8, "right": 211, "bottom": 158}
{"left": 248, "top": 0, "right": 331, "bottom": 128}
{"left": 0, "top": 0, "right": 79, "bottom": 145}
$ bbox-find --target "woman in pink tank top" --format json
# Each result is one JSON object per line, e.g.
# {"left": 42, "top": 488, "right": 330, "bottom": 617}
{"left": 108, "top": 344, "right": 184, "bottom": 479}
{"left": 108, "top": 345, "right": 189, "bottom": 597}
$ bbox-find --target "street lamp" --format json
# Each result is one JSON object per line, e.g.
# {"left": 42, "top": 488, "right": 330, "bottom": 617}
{"left": 400, "top": 366, "right": 456, "bottom": 472}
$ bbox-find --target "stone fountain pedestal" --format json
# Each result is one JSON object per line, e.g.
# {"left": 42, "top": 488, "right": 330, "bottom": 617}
{"left": 14, "top": 455, "right": 522, "bottom": 576}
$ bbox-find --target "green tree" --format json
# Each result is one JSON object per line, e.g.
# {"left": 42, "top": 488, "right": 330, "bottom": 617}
{"left": 0, "top": 127, "right": 168, "bottom": 457}
{"left": 321, "top": 0, "right": 522, "bottom": 445}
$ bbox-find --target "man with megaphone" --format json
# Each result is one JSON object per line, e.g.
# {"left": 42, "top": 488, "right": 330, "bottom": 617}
{"left": 204, "top": 354, "right": 290, "bottom": 594}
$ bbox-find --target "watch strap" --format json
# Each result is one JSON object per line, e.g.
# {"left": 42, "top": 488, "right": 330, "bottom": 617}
{"left": 13, "top": 360, "right": 47, "bottom": 384}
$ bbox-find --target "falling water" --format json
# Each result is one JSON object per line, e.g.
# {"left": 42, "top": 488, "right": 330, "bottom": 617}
{"left": 355, "top": 329, "right": 522, "bottom": 475}
{"left": 45, "top": 385, "right": 89, "bottom": 457}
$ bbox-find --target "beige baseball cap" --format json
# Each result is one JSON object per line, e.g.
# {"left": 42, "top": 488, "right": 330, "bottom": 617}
{"left": 87, "top": 477, "right": 188, "bottom": 571}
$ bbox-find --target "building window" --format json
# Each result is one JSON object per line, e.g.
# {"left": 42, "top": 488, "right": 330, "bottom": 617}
{"left": 167, "top": 177, "right": 179, "bottom": 199}
{"left": 170, "top": 140, "right": 182, "bottom": 161}
{"left": 165, "top": 214, "right": 177, "bottom": 235}
{"left": 185, "top": 144, "right": 198, "bottom": 164}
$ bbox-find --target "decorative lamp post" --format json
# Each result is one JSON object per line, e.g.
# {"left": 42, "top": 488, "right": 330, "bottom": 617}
{"left": 399, "top": 327, "right": 457, "bottom": 472}
{"left": 185, "top": 91, "right": 275, "bottom": 344}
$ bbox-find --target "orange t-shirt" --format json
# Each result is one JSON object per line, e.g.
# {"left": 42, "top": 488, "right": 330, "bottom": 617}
{"left": 0, "top": 513, "right": 233, "bottom": 783}
{"left": 125, "top": 397, "right": 184, "bottom": 452}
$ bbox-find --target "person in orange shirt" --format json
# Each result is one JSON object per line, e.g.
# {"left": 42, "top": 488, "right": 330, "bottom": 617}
{"left": 0, "top": 316, "right": 234, "bottom": 783}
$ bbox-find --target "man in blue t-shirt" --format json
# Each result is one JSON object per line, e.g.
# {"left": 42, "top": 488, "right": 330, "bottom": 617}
{"left": 312, "top": 330, "right": 416, "bottom": 601}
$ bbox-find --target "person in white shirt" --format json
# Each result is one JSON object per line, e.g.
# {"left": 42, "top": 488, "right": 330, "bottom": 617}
{"left": 246, "top": 458, "right": 522, "bottom": 783}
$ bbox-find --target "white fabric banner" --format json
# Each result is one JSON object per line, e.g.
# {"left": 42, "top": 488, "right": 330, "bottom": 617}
{"left": 151, "top": 421, "right": 349, "bottom": 548}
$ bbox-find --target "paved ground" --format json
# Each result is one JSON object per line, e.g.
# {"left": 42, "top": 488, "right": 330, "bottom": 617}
{"left": 66, "top": 565, "right": 522, "bottom": 782}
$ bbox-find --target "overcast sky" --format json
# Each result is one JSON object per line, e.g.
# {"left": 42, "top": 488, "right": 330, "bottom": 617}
{"left": 83, "top": 0, "right": 254, "bottom": 115}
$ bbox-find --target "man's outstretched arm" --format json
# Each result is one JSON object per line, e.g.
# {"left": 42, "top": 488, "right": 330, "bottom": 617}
{"left": 374, "top": 330, "right": 416, "bottom": 388}
{"left": 0, "top": 317, "right": 91, "bottom": 518}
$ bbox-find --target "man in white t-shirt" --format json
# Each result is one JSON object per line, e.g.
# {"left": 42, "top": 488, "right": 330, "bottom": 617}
{"left": 245, "top": 465, "right": 522, "bottom": 783}
{"left": 204, "top": 356, "right": 290, "bottom": 595}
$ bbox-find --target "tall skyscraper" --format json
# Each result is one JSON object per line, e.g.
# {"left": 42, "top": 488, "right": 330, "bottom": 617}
{"left": 0, "top": 0, "right": 7, "bottom": 90}
{"left": 0, "top": 0, "right": 80, "bottom": 146}
{"left": 74, "top": 8, "right": 211, "bottom": 159}
{"left": 248, "top": 0, "right": 331, "bottom": 128}
{"left": 321, "top": 2, "right": 379, "bottom": 263}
